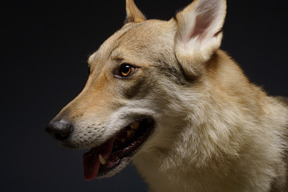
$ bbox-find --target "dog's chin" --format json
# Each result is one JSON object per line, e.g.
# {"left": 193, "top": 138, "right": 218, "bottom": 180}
{"left": 97, "top": 157, "right": 130, "bottom": 178}
{"left": 83, "top": 118, "right": 155, "bottom": 180}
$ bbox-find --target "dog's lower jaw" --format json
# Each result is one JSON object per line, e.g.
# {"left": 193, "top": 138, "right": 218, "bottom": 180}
{"left": 97, "top": 157, "right": 130, "bottom": 178}
{"left": 83, "top": 118, "right": 156, "bottom": 180}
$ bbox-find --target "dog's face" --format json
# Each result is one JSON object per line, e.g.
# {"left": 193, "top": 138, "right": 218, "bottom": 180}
{"left": 46, "top": 0, "right": 226, "bottom": 180}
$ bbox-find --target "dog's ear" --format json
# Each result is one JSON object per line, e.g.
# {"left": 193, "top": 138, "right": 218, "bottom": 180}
{"left": 125, "top": 0, "right": 146, "bottom": 23}
{"left": 174, "top": 0, "right": 226, "bottom": 76}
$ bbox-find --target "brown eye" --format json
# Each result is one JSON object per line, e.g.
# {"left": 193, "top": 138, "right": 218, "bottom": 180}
{"left": 119, "top": 64, "right": 135, "bottom": 77}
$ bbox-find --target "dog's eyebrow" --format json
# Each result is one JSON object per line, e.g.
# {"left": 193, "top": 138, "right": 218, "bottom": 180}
{"left": 109, "top": 44, "right": 122, "bottom": 59}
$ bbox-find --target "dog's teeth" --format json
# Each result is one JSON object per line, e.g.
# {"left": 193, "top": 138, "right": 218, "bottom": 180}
{"left": 99, "top": 154, "right": 106, "bottom": 165}
{"left": 127, "top": 130, "right": 134, "bottom": 138}
{"left": 130, "top": 121, "right": 140, "bottom": 130}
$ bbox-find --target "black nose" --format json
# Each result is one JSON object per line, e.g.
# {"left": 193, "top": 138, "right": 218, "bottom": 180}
{"left": 45, "top": 119, "right": 73, "bottom": 141}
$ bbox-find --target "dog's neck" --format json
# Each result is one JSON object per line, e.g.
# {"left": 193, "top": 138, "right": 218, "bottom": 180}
{"left": 133, "top": 50, "right": 288, "bottom": 192}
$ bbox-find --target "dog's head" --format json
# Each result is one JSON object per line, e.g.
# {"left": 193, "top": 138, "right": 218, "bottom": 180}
{"left": 46, "top": 0, "right": 226, "bottom": 180}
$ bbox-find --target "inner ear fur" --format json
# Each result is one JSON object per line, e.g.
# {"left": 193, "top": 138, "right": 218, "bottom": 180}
{"left": 174, "top": 0, "right": 226, "bottom": 76}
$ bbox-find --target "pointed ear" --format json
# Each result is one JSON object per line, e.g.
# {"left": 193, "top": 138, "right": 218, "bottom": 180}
{"left": 174, "top": 0, "right": 226, "bottom": 76}
{"left": 125, "top": 0, "right": 146, "bottom": 23}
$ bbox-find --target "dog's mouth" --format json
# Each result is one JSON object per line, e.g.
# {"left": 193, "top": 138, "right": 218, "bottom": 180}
{"left": 83, "top": 118, "right": 155, "bottom": 180}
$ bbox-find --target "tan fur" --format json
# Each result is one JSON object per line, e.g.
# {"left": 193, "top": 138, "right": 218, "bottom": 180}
{"left": 47, "top": 0, "right": 288, "bottom": 191}
{"left": 125, "top": 0, "right": 146, "bottom": 23}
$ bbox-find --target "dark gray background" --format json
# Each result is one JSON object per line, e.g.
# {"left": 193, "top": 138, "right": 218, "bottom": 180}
{"left": 1, "top": 0, "right": 287, "bottom": 191}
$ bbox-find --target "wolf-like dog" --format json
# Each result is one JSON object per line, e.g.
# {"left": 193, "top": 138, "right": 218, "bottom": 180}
{"left": 46, "top": 0, "right": 288, "bottom": 191}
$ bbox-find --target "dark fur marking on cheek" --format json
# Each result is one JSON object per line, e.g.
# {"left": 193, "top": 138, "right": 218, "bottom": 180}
{"left": 154, "top": 64, "right": 196, "bottom": 86}
{"left": 121, "top": 63, "right": 196, "bottom": 99}
{"left": 122, "top": 77, "right": 149, "bottom": 99}
{"left": 174, "top": 56, "right": 199, "bottom": 83}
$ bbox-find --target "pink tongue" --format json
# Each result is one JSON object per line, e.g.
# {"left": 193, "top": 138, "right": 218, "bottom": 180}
{"left": 83, "top": 138, "right": 115, "bottom": 181}
{"left": 83, "top": 151, "right": 100, "bottom": 181}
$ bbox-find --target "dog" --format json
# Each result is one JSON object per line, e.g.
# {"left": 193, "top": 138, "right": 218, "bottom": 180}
{"left": 46, "top": 0, "right": 288, "bottom": 191}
